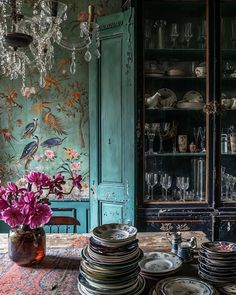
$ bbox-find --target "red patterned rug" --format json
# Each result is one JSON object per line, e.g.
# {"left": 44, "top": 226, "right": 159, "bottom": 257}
{"left": 0, "top": 236, "right": 89, "bottom": 295}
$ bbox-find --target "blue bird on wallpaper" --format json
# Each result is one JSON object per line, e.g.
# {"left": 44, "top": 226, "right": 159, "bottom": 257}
{"left": 40, "top": 137, "right": 67, "bottom": 148}
{"left": 21, "top": 118, "right": 38, "bottom": 139}
{"left": 20, "top": 135, "right": 39, "bottom": 160}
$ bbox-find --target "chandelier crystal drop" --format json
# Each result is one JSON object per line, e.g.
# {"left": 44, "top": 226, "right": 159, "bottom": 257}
{"left": 0, "top": 0, "right": 100, "bottom": 88}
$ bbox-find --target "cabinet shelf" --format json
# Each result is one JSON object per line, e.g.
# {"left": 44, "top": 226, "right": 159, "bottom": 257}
{"left": 145, "top": 75, "right": 205, "bottom": 81}
{"left": 145, "top": 152, "right": 206, "bottom": 157}
{"left": 145, "top": 49, "right": 205, "bottom": 60}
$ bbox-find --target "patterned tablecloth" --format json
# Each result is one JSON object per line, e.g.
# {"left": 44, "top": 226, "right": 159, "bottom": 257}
{"left": 0, "top": 232, "right": 209, "bottom": 295}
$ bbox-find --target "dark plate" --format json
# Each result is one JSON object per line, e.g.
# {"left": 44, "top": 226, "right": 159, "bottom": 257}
{"left": 199, "top": 257, "right": 236, "bottom": 273}
{"left": 201, "top": 242, "right": 236, "bottom": 256}
{"left": 198, "top": 270, "right": 236, "bottom": 283}
{"left": 199, "top": 264, "right": 236, "bottom": 278}
{"left": 90, "top": 236, "right": 138, "bottom": 253}
{"left": 199, "top": 250, "right": 236, "bottom": 261}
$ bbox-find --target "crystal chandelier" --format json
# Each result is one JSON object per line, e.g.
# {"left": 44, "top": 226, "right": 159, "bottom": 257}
{"left": 0, "top": 0, "right": 100, "bottom": 88}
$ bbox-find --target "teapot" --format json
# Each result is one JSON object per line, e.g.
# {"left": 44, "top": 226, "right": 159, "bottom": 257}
{"left": 145, "top": 91, "right": 161, "bottom": 109}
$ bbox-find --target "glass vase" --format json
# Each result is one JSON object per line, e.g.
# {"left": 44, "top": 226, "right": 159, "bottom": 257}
{"left": 8, "top": 227, "right": 46, "bottom": 266}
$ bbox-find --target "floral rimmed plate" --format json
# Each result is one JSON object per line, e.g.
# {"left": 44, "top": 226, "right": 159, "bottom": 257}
{"left": 201, "top": 241, "right": 236, "bottom": 254}
{"left": 219, "top": 283, "right": 236, "bottom": 294}
{"left": 198, "top": 270, "right": 236, "bottom": 283}
{"left": 92, "top": 223, "right": 137, "bottom": 243}
{"left": 139, "top": 252, "right": 182, "bottom": 274}
{"left": 155, "top": 276, "right": 219, "bottom": 295}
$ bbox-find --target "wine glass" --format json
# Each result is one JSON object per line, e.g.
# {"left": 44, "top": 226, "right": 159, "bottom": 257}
{"left": 183, "top": 22, "right": 193, "bottom": 48}
{"left": 145, "top": 123, "right": 157, "bottom": 155}
{"left": 198, "top": 127, "right": 206, "bottom": 152}
{"left": 229, "top": 176, "right": 236, "bottom": 200}
{"left": 146, "top": 173, "right": 158, "bottom": 200}
{"left": 176, "top": 176, "right": 183, "bottom": 201}
{"left": 182, "top": 177, "right": 189, "bottom": 202}
{"left": 160, "top": 174, "right": 172, "bottom": 201}
{"left": 193, "top": 127, "right": 199, "bottom": 151}
{"left": 157, "top": 122, "right": 171, "bottom": 153}
{"left": 170, "top": 23, "right": 179, "bottom": 48}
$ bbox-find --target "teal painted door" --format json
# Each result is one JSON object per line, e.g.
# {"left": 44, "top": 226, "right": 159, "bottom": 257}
{"left": 89, "top": 9, "right": 135, "bottom": 229}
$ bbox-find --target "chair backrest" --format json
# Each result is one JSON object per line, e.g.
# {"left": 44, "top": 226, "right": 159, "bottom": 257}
{"left": 46, "top": 208, "right": 80, "bottom": 233}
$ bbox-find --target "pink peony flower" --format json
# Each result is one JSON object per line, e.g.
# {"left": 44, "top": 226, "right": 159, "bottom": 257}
{"left": 7, "top": 182, "right": 18, "bottom": 194}
{"left": 0, "top": 194, "right": 9, "bottom": 211}
{"left": 70, "top": 150, "right": 79, "bottom": 159}
{"left": 2, "top": 207, "right": 24, "bottom": 227}
{"left": 26, "top": 171, "right": 52, "bottom": 187}
{"left": 70, "top": 162, "right": 81, "bottom": 171}
{"left": 28, "top": 204, "right": 52, "bottom": 229}
{"left": 45, "top": 150, "right": 55, "bottom": 160}
{"left": 17, "top": 191, "right": 37, "bottom": 216}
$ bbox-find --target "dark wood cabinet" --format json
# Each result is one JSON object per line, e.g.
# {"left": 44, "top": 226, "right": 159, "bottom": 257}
{"left": 89, "top": 0, "right": 236, "bottom": 241}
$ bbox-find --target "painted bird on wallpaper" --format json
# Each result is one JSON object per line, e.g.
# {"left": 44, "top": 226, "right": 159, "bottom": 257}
{"left": 40, "top": 137, "right": 67, "bottom": 148}
{"left": 44, "top": 107, "right": 67, "bottom": 135}
{"left": 20, "top": 135, "right": 39, "bottom": 160}
{"left": 21, "top": 118, "right": 38, "bottom": 139}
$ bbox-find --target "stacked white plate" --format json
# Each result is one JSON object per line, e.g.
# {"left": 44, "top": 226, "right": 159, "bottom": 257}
{"left": 78, "top": 223, "right": 145, "bottom": 295}
{"left": 139, "top": 252, "right": 182, "bottom": 280}
{"left": 149, "top": 276, "right": 219, "bottom": 295}
{"left": 198, "top": 241, "right": 236, "bottom": 284}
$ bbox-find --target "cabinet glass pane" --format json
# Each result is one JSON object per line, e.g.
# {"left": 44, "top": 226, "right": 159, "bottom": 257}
{"left": 221, "top": 0, "right": 236, "bottom": 203}
{"left": 143, "top": 0, "right": 207, "bottom": 204}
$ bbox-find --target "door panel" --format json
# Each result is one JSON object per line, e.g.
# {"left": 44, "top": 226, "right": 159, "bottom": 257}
{"left": 89, "top": 9, "right": 134, "bottom": 229}
{"left": 101, "top": 37, "right": 122, "bottom": 184}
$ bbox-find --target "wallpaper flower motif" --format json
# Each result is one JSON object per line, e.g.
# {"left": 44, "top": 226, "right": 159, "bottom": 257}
{"left": 0, "top": 0, "right": 122, "bottom": 200}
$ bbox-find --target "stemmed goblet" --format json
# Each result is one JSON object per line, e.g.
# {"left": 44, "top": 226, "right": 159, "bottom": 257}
{"left": 157, "top": 122, "right": 171, "bottom": 153}
{"left": 198, "top": 20, "right": 206, "bottom": 49}
{"left": 182, "top": 177, "right": 190, "bottom": 201}
{"left": 183, "top": 22, "right": 193, "bottom": 48}
{"left": 160, "top": 174, "right": 172, "bottom": 201}
{"left": 145, "top": 123, "right": 158, "bottom": 155}
{"left": 170, "top": 23, "right": 179, "bottom": 48}
{"left": 146, "top": 172, "right": 158, "bottom": 200}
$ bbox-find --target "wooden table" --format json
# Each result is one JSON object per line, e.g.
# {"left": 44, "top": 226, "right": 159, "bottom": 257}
{"left": 0, "top": 231, "right": 211, "bottom": 295}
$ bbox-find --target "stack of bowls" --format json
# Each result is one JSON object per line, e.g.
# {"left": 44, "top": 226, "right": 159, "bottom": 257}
{"left": 139, "top": 252, "right": 182, "bottom": 280}
{"left": 198, "top": 241, "right": 236, "bottom": 284}
{"left": 78, "top": 223, "right": 145, "bottom": 295}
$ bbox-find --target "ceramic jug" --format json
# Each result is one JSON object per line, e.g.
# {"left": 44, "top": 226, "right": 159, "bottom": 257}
{"left": 177, "top": 238, "right": 197, "bottom": 263}
{"left": 166, "top": 232, "right": 182, "bottom": 254}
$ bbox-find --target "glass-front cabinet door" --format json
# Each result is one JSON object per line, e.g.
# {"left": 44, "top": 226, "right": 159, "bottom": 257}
{"left": 143, "top": 1, "right": 208, "bottom": 204}
{"left": 221, "top": 0, "right": 236, "bottom": 204}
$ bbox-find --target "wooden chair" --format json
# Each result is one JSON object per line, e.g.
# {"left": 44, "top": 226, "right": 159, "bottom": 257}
{"left": 46, "top": 208, "right": 80, "bottom": 233}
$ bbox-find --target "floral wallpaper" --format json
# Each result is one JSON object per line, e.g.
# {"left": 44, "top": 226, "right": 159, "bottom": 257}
{"left": 0, "top": 0, "right": 122, "bottom": 199}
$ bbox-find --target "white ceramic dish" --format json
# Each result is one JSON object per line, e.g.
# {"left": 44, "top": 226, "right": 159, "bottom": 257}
{"left": 183, "top": 90, "right": 203, "bottom": 102}
{"left": 156, "top": 88, "right": 177, "bottom": 109}
{"left": 155, "top": 276, "right": 219, "bottom": 295}
{"left": 92, "top": 223, "right": 137, "bottom": 243}
{"left": 139, "top": 252, "right": 182, "bottom": 274}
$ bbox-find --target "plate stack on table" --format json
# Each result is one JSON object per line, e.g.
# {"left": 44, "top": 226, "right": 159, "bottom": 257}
{"left": 78, "top": 223, "right": 145, "bottom": 295}
{"left": 139, "top": 252, "right": 182, "bottom": 280}
{"left": 198, "top": 241, "right": 236, "bottom": 284}
{"left": 149, "top": 277, "right": 219, "bottom": 295}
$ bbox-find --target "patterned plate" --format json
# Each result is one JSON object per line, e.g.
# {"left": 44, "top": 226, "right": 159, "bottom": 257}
{"left": 201, "top": 242, "right": 236, "bottom": 255}
{"left": 92, "top": 224, "right": 137, "bottom": 243}
{"left": 199, "top": 264, "right": 236, "bottom": 278}
{"left": 198, "top": 270, "right": 236, "bottom": 284}
{"left": 199, "top": 250, "right": 236, "bottom": 261}
{"left": 155, "top": 276, "right": 219, "bottom": 295}
{"left": 219, "top": 283, "right": 236, "bottom": 294}
{"left": 198, "top": 254, "right": 236, "bottom": 266}
{"left": 199, "top": 258, "right": 236, "bottom": 273}
{"left": 139, "top": 252, "right": 182, "bottom": 274}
